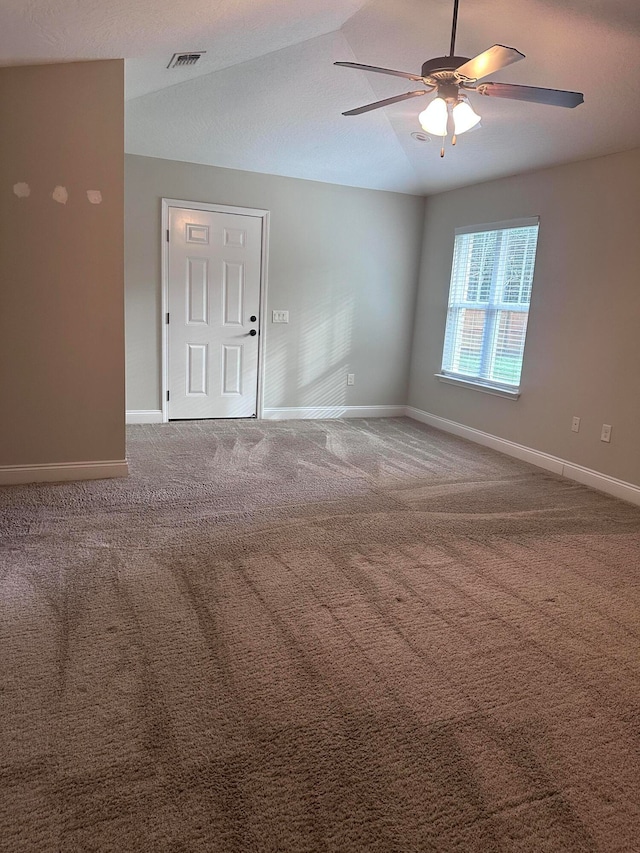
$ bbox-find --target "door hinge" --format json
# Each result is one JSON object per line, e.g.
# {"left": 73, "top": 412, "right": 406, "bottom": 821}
{"left": 166, "top": 312, "right": 170, "bottom": 324}
{"left": 167, "top": 390, "right": 170, "bottom": 401}
{"left": 166, "top": 229, "right": 170, "bottom": 242}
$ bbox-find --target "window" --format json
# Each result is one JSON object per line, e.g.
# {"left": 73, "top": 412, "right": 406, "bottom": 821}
{"left": 440, "top": 218, "right": 539, "bottom": 394}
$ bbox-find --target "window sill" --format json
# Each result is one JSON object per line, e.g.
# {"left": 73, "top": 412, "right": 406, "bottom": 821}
{"left": 434, "top": 374, "right": 520, "bottom": 400}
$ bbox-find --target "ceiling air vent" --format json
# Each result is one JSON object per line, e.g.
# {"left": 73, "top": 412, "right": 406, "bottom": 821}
{"left": 167, "top": 52, "right": 206, "bottom": 69}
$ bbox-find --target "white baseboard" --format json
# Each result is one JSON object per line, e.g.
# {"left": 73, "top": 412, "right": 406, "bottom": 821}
{"left": 262, "top": 405, "right": 406, "bottom": 420}
{"left": 561, "top": 463, "right": 640, "bottom": 506}
{"left": 126, "top": 410, "right": 163, "bottom": 424}
{"left": 405, "top": 406, "right": 640, "bottom": 507}
{"left": 406, "top": 407, "right": 564, "bottom": 474}
{"left": 0, "top": 459, "right": 129, "bottom": 486}
{"left": 128, "top": 407, "right": 404, "bottom": 423}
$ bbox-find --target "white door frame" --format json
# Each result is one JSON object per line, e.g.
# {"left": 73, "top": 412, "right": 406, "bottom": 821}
{"left": 161, "top": 198, "right": 270, "bottom": 423}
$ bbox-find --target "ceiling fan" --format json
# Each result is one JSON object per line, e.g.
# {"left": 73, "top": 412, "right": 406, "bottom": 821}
{"left": 335, "top": 0, "right": 584, "bottom": 156}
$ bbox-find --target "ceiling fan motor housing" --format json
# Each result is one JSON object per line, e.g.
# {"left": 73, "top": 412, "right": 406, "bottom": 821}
{"left": 421, "top": 56, "right": 470, "bottom": 81}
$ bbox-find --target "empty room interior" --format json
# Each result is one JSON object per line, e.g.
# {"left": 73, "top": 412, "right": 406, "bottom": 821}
{"left": 1, "top": 0, "right": 640, "bottom": 850}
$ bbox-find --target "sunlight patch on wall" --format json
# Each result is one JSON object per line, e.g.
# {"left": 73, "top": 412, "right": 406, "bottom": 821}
{"left": 298, "top": 287, "right": 354, "bottom": 407}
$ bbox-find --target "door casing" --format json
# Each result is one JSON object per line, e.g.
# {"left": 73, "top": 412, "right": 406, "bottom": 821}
{"left": 161, "top": 198, "right": 270, "bottom": 423}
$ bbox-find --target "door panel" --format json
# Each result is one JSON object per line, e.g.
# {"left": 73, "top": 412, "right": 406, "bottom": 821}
{"left": 187, "top": 259, "right": 208, "bottom": 325}
{"left": 222, "top": 345, "right": 242, "bottom": 395}
{"left": 167, "top": 207, "right": 262, "bottom": 419}
{"left": 186, "top": 343, "right": 208, "bottom": 396}
{"left": 222, "top": 262, "right": 244, "bottom": 326}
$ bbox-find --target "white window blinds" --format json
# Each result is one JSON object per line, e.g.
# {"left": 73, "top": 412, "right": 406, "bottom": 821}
{"left": 441, "top": 218, "right": 539, "bottom": 390}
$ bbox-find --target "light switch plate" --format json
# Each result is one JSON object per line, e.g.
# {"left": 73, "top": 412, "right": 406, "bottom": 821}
{"left": 272, "top": 310, "right": 289, "bottom": 323}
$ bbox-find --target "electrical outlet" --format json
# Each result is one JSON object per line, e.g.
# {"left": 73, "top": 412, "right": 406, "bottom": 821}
{"left": 600, "top": 424, "right": 612, "bottom": 443}
{"left": 571, "top": 416, "right": 580, "bottom": 433}
{"left": 347, "top": 374, "right": 355, "bottom": 386}
{"left": 272, "top": 310, "right": 289, "bottom": 323}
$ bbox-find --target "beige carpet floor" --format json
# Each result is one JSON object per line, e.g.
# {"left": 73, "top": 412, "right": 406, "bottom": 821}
{"left": 1, "top": 417, "right": 640, "bottom": 852}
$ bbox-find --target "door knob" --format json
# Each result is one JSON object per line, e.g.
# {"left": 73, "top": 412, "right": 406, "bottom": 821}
{"left": 249, "top": 315, "right": 257, "bottom": 322}
{"left": 249, "top": 329, "right": 257, "bottom": 336}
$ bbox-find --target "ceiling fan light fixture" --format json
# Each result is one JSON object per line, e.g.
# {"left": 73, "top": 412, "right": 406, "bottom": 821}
{"left": 419, "top": 97, "right": 448, "bottom": 137}
{"left": 452, "top": 96, "right": 481, "bottom": 135}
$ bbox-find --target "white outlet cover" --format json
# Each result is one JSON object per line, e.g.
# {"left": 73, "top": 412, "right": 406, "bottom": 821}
{"left": 272, "top": 310, "right": 289, "bottom": 323}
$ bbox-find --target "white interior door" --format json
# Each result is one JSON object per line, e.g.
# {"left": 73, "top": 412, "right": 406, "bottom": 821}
{"left": 167, "top": 206, "right": 263, "bottom": 419}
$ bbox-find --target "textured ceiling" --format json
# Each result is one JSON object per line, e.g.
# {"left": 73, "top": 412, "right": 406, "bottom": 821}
{"left": 3, "top": 0, "right": 640, "bottom": 194}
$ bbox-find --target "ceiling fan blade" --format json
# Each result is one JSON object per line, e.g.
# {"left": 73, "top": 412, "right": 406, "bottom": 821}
{"left": 476, "top": 81, "right": 584, "bottom": 108}
{"left": 334, "top": 61, "right": 424, "bottom": 82}
{"left": 456, "top": 45, "right": 524, "bottom": 82}
{"left": 343, "top": 90, "right": 430, "bottom": 116}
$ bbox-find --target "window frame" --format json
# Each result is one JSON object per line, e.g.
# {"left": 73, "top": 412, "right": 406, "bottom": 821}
{"left": 438, "top": 217, "right": 540, "bottom": 397}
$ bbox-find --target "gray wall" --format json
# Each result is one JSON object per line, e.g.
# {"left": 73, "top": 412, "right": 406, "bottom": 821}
{"left": 408, "top": 148, "right": 640, "bottom": 487}
{"left": 125, "top": 154, "right": 425, "bottom": 411}
{"left": 0, "top": 60, "right": 125, "bottom": 467}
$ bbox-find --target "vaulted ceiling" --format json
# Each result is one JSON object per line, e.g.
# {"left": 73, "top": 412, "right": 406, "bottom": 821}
{"left": 3, "top": 0, "right": 640, "bottom": 194}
